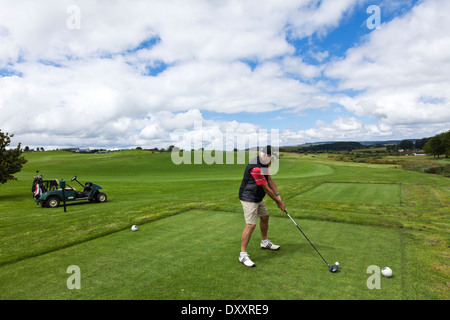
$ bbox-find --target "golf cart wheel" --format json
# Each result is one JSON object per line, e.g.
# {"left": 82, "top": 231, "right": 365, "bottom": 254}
{"left": 46, "top": 197, "right": 60, "bottom": 208}
{"left": 95, "top": 192, "right": 107, "bottom": 203}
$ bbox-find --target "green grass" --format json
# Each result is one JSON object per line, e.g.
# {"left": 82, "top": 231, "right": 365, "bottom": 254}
{"left": 296, "top": 182, "right": 401, "bottom": 205}
{"left": 0, "top": 210, "right": 405, "bottom": 300}
{"left": 0, "top": 150, "right": 448, "bottom": 300}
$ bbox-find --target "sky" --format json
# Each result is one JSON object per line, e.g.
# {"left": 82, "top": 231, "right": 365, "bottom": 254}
{"left": 0, "top": 0, "right": 449, "bottom": 150}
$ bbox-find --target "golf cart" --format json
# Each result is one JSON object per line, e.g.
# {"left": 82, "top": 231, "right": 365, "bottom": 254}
{"left": 39, "top": 175, "right": 107, "bottom": 208}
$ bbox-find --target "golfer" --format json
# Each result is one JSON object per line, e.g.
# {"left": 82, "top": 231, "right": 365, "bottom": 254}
{"left": 238, "top": 145, "right": 285, "bottom": 267}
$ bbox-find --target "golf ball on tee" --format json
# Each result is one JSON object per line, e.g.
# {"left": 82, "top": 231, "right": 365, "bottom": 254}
{"left": 382, "top": 267, "right": 393, "bottom": 277}
{"left": 131, "top": 225, "right": 138, "bottom": 231}
{"left": 335, "top": 262, "right": 339, "bottom": 266}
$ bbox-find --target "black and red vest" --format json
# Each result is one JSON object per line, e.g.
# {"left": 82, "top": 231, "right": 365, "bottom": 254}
{"left": 239, "top": 156, "right": 270, "bottom": 202}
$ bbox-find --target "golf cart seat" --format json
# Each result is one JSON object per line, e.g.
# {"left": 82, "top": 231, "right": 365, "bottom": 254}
{"left": 76, "top": 191, "right": 88, "bottom": 198}
{"left": 55, "top": 179, "right": 75, "bottom": 191}
{"left": 75, "top": 182, "right": 93, "bottom": 198}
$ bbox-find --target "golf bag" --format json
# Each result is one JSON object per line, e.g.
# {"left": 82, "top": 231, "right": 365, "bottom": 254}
{"left": 31, "top": 173, "right": 58, "bottom": 204}
{"left": 32, "top": 176, "right": 46, "bottom": 203}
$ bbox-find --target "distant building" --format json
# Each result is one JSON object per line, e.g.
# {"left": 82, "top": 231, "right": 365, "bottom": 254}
{"left": 71, "top": 148, "right": 91, "bottom": 153}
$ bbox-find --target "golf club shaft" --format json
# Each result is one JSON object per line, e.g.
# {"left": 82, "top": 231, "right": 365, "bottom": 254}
{"left": 284, "top": 210, "right": 329, "bottom": 267}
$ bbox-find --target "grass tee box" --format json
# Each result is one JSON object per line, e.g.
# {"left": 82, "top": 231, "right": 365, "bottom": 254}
{"left": 296, "top": 182, "right": 401, "bottom": 205}
{"left": 0, "top": 210, "right": 405, "bottom": 300}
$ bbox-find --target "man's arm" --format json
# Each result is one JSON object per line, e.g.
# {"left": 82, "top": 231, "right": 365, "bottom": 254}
{"left": 250, "top": 167, "right": 285, "bottom": 211}
{"left": 267, "top": 176, "right": 281, "bottom": 200}
{"left": 261, "top": 181, "right": 285, "bottom": 212}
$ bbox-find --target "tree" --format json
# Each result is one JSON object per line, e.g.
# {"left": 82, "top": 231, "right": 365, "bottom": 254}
{"left": 386, "top": 144, "right": 398, "bottom": 153}
{"left": 399, "top": 140, "right": 414, "bottom": 150}
{"left": 415, "top": 137, "right": 429, "bottom": 150}
{"left": 438, "top": 130, "right": 450, "bottom": 158}
{"left": 424, "top": 135, "right": 445, "bottom": 158}
{"left": 0, "top": 130, "right": 28, "bottom": 185}
{"left": 423, "top": 131, "right": 450, "bottom": 158}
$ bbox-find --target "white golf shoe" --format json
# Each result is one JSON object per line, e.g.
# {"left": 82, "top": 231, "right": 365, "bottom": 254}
{"left": 260, "top": 240, "right": 280, "bottom": 250}
{"left": 239, "top": 254, "right": 255, "bottom": 267}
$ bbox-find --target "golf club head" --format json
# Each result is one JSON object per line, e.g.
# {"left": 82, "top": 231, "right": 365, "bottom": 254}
{"left": 329, "top": 265, "right": 339, "bottom": 273}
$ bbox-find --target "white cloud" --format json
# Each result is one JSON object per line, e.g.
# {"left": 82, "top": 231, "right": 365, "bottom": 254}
{"left": 1, "top": 0, "right": 448, "bottom": 150}
{"left": 2, "top": 0, "right": 353, "bottom": 150}
{"left": 286, "top": 0, "right": 359, "bottom": 39}
{"left": 325, "top": 0, "right": 450, "bottom": 135}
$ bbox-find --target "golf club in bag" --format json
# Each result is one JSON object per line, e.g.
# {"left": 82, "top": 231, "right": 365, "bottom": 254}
{"left": 284, "top": 209, "right": 338, "bottom": 273}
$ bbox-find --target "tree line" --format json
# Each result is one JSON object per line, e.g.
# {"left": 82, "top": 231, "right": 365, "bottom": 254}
{"left": 389, "top": 131, "right": 449, "bottom": 158}
{"left": 281, "top": 130, "right": 449, "bottom": 158}
{"left": 284, "top": 141, "right": 365, "bottom": 153}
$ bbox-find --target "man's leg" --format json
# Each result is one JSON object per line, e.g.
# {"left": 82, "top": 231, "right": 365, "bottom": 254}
{"left": 260, "top": 215, "right": 269, "bottom": 241}
{"left": 241, "top": 224, "right": 256, "bottom": 253}
{"left": 239, "top": 201, "right": 258, "bottom": 267}
{"left": 258, "top": 202, "right": 280, "bottom": 251}
{"left": 258, "top": 201, "right": 269, "bottom": 241}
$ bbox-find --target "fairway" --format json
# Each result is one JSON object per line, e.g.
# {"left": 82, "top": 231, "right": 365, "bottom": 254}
{"left": 297, "top": 182, "right": 402, "bottom": 205}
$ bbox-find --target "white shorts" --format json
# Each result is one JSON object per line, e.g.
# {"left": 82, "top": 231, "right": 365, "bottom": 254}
{"left": 240, "top": 200, "right": 269, "bottom": 225}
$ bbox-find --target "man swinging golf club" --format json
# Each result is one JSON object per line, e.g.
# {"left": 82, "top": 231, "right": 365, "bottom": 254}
{"left": 238, "top": 145, "right": 285, "bottom": 267}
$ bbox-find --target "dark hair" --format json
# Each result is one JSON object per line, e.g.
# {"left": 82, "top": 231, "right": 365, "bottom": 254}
{"left": 261, "top": 145, "right": 279, "bottom": 158}
{"left": 261, "top": 145, "right": 273, "bottom": 155}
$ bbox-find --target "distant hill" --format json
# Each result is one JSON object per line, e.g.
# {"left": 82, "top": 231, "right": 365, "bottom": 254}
{"left": 358, "top": 140, "right": 417, "bottom": 146}
{"left": 280, "top": 139, "right": 418, "bottom": 152}
{"left": 246, "top": 139, "right": 419, "bottom": 153}
{"left": 281, "top": 141, "right": 364, "bottom": 152}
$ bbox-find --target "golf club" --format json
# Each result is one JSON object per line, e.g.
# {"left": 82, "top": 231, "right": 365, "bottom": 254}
{"left": 284, "top": 209, "right": 338, "bottom": 273}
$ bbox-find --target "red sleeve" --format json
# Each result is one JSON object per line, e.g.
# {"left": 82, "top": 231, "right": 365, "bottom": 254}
{"left": 250, "top": 167, "right": 267, "bottom": 185}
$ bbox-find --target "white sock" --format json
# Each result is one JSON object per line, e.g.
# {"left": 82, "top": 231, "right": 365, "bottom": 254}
{"left": 240, "top": 252, "right": 248, "bottom": 257}
{"left": 261, "top": 239, "right": 269, "bottom": 244}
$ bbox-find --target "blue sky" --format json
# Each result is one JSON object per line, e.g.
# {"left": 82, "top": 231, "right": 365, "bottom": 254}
{"left": 199, "top": 0, "right": 424, "bottom": 139}
{"left": 0, "top": 0, "right": 449, "bottom": 150}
